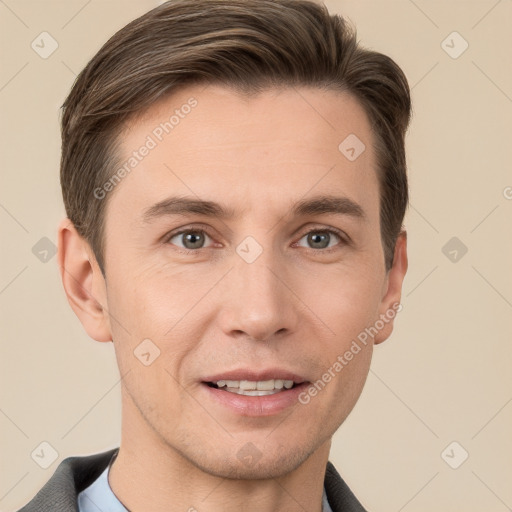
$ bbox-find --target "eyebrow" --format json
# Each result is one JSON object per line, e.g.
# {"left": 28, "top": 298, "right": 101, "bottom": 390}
{"left": 293, "top": 195, "right": 365, "bottom": 220}
{"left": 141, "top": 194, "right": 366, "bottom": 224}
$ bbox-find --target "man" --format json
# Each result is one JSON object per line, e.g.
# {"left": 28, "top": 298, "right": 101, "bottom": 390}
{"left": 19, "top": 0, "right": 411, "bottom": 510}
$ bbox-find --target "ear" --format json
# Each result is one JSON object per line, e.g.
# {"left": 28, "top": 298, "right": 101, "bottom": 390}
{"left": 373, "top": 230, "right": 408, "bottom": 345}
{"left": 57, "top": 218, "right": 112, "bottom": 342}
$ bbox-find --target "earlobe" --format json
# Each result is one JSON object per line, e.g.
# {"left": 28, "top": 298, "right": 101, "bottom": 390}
{"left": 373, "top": 230, "right": 408, "bottom": 345}
{"left": 57, "top": 218, "right": 112, "bottom": 342}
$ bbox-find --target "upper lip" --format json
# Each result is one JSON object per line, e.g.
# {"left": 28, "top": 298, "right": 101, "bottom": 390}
{"left": 203, "top": 368, "right": 308, "bottom": 384}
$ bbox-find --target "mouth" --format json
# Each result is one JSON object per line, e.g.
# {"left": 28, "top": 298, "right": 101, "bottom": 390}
{"left": 205, "top": 379, "right": 301, "bottom": 397}
{"left": 200, "top": 371, "right": 310, "bottom": 416}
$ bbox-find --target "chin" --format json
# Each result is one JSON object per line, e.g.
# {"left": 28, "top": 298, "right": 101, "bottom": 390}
{"left": 174, "top": 433, "right": 326, "bottom": 481}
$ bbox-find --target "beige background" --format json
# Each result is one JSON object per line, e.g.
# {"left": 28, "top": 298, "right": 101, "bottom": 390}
{"left": 1, "top": 1, "right": 511, "bottom": 511}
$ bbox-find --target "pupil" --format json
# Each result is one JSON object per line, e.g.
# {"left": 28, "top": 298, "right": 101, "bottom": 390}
{"left": 309, "top": 232, "right": 329, "bottom": 249}
{"left": 184, "top": 232, "right": 204, "bottom": 249}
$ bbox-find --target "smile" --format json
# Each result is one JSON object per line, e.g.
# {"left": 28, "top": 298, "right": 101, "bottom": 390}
{"left": 207, "top": 379, "right": 297, "bottom": 396}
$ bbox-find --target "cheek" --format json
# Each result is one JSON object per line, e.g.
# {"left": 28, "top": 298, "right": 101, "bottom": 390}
{"left": 104, "top": 261, "right": 213, "bottom": 378}
{"left": 105, "top": 256, "right": 195, "bottom": 336}
{"left": 301, "top": 264, "right": 383, "bottom": 345}
{"left": 289, "top": 265, "right": 381, "bottom": 416}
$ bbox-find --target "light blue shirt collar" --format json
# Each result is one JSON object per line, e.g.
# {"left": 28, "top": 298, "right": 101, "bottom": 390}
{"left": 77, "top": 453, "right": 127, "bottom": 512}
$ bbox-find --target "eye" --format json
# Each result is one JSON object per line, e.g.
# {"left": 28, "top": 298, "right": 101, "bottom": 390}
{"left": 295, "top": 228, "right": 345, "bottom": 250}
{"left": 166, "top": 229, "right": 214, "bottom": 250}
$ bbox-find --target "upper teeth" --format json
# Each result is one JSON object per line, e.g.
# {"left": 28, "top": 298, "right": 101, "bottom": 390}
{"left": 216, "top": 379, "right": 294, "bottom": 390}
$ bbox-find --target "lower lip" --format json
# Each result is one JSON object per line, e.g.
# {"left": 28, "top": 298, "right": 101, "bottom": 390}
{"left": 201, "top": 382, "right": 310, "bottom": 417}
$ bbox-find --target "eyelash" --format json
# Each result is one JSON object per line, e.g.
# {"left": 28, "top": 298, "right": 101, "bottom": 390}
{"left": 163, "top": 225, "right": 349, "bottom": 254}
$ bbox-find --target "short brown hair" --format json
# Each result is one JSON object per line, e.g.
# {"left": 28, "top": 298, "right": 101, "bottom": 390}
{"left": 60, "top": 0, "right": 411, "bottom": 275}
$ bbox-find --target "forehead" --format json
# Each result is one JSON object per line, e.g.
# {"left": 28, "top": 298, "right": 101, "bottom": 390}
{"left": 105, "top": 84, "right": 379, "bottom": 226}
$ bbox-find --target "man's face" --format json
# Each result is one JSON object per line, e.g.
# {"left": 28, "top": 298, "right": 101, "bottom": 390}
{"left": 82, "top": 85, "right": 405, "bottom": 478}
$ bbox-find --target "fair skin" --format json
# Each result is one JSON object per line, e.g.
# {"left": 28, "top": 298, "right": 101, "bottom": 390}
{"left": 58, "top": 84, "right": 407, "bottom": 512}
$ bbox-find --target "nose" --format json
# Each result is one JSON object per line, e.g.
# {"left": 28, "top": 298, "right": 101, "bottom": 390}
{"left": 217, "top": 244, "right": 300, "bottom": 343}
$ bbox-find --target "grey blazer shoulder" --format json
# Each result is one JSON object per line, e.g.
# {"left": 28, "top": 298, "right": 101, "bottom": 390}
{"left": 17, "top": 448, "right": 368, "bottom": 512}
